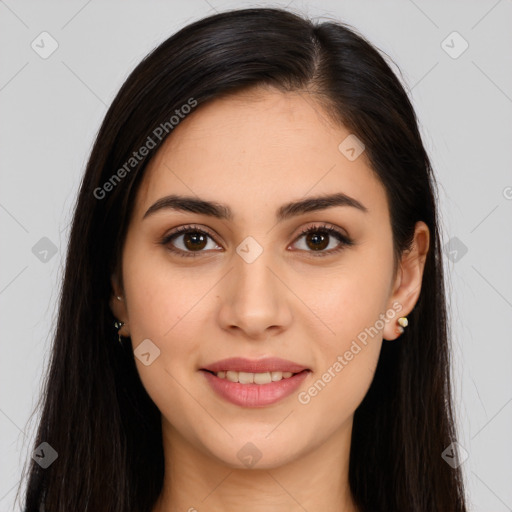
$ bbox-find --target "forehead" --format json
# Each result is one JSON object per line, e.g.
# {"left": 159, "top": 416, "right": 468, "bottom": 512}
{"left": 136, "top": 87, "right": 388, "bottom": 222}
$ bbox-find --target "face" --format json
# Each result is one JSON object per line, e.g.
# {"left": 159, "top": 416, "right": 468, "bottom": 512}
{"left": 110, "top": 87, "right": 428, "bottom": 469}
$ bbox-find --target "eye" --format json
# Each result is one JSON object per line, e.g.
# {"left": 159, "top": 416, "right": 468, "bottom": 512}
{"left": 291, "top": 223, "right": 354, "bottom": 256}
{"left": 160, "top": 225, "right": 222, "bottom": 258}
{"left": 160, "top": 223, "right": 354, "bottom": 258}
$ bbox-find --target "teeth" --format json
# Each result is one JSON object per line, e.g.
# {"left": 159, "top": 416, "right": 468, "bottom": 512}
{"left": 214, "top": 370, "right": 295, "bottom": 384}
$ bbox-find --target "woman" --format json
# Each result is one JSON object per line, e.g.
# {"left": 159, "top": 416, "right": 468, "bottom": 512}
{"left": 20, "top": 7, "right": 467, "bottom": 511}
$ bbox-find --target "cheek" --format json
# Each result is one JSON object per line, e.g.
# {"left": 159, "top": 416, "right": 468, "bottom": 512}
{"left": 294, "top": 254, "right": 391, "bottom": 403}
{"left": 122, "top": 241, "right": 200, "bottom": 340}
{"left": 121, "top": 241, "right": 220, "bottom": 376}
{"left": 295, "top": 276, "right": 385, "bottom": 424}
{"left": 302, "top": 256, "right": 392, "bottom": 343}
{"left": 121, "top": 253, "right": 205, "bottom": 423}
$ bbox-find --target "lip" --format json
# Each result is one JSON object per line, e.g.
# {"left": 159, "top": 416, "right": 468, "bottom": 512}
{"left": 201, "top": 369, "right": 310, "bottom": 407}
{"left": 201, "top": 357, "right": 309, "bottom": 374}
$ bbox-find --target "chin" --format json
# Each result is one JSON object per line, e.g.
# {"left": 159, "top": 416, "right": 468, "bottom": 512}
{"left": 201, "top": 435, "right": 304, "bottom": 470}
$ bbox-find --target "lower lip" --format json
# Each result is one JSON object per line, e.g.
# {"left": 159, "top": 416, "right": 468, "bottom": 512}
{"left": 201, "top": 370, "right": 310, "bottom": 407}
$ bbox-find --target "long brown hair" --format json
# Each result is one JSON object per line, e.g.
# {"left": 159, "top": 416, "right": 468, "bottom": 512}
{"left": 20, "top": 7, "right": 467, "bottom": 511}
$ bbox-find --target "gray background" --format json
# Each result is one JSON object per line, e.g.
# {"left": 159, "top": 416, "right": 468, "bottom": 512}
{"left": 1, "top": 1, "right": 511, "bottom": 510}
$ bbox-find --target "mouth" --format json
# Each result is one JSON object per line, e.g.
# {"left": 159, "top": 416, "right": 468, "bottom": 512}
{"left": 202, "top": 369, "right": 304, "bottom": 384}
{"left": 200, "top": 356, "right": 309, "bottom": 375}
{"left": 199, "top": 357, "right": 311, "bottom": 407}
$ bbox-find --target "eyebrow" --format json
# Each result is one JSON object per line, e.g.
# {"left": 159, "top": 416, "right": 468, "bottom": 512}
{"left": 142, "top": 192, "right": 368, "bottom": 222}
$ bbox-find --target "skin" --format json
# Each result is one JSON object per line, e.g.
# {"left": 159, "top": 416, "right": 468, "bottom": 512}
{"left": 110, "top": 86, "right": 429, "bottom": 512}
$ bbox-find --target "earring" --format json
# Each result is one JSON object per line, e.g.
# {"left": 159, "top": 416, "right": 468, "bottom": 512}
{"left": 397, "top": 316, "right": 408, "bottom": 335}
{"left": 114, "top": 320, "right": 125, "bottom": 344}
{"left": 116, "top": 296, "right": 123, "bottom": 301}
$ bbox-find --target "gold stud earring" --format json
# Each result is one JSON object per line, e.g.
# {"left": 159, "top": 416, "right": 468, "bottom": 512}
{"left": 397, "top": 316, "right": 408, "bottom": 335}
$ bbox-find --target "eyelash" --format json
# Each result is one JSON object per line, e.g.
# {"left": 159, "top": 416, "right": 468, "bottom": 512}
{"left": 160, "top": 223, "right": 354, "bottom": 258}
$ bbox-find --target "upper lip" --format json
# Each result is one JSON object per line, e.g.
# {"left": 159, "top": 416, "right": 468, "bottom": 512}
{"left": 201, "top": 357, "right": 309, "bottom": 374}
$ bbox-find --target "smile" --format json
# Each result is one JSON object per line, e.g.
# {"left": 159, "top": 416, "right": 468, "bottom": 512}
{"left": 208, "top": 370, "right": 296, "bottom": 384}
{"left": 200, "top": 368, "right": 310, "bottom": 408}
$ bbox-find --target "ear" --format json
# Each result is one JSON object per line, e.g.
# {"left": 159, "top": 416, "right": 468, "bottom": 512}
{"left": 109, "top": 272, "right": 130, "bottom": 337}
{"left": 383, "top": 221, "right": 430, "bottom": 341}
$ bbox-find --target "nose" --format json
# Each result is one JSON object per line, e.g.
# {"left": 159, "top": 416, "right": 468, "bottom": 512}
{"left": 216, "top": 245, "right": 293, "bottom": 340}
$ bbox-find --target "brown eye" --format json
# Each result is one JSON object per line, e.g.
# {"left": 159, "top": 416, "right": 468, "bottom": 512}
{"left": 304, "top": 231, "right": 329, "bottom": 251}
{"left": 161, "top": 225, "right": 222, "bottom": 257}
{"left": 182, "top": 232, "right": 208, "bottom": 251}
{"left": 161, "top": 223, "right": 354, "bottom": 259}
{"left": 292, "top": 224, "right": 354, "bottom": 256}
